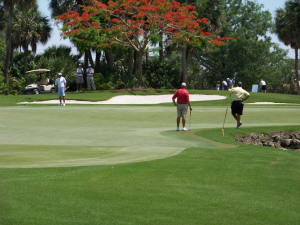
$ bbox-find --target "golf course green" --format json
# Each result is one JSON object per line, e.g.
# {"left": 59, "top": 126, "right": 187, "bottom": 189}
{"left": 0, "top": 90, "right": 299, "bottom": 224}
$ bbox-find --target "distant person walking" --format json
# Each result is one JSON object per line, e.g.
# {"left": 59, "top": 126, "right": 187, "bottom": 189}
{"left": 260, "top": 79, "right": 267, "bottom": 93}
{"left": 228, "top": 81, "right": 250, "bottom": 128}
{"left": 222, "top": 80, "right": 228, "bottom": 90}
{"left": 55, "top": 72, "right": 67, "bottom": 106}
{"left": 86, "top": 64, "right": 96, "bottom": 91}
{"left": 76, "top": 63, "right": 84, "bottom": 92}
{"left": 172, "top": 82, "right": 192, "bottom": 131}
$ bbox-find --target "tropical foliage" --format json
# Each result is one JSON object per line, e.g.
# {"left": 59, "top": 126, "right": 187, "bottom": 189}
{"left": 197, "top": 0, "right": 289, "bottom": 91}
{"left": 55, "top": 0, "right": 230, "bottom": 87}
{"left": 275, "top": 0, "right": 300, "bottom": 95}
{"left": 1, "top": 0, "right": 36, "bottom": 95}
{"left": 12, "top": 5, "right": 52, "bottom": 73}
{"left": 0, "top": 0, "right": 299, "bottom": 94}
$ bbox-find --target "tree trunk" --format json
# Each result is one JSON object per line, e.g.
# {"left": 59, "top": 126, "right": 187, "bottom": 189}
{"left": 84, "top": 51, "right": 89, "bottom": 88}
{"left": 95, "top": 51, "right": 101, "bottom": 67}
{"left": 182, "top": 45, "right": 187, "bottom": 83}
{"left": 4, "top": 6, "right": 13, "bottom": 95}
{"left": 133, "top": 50, "right": 138, "bottom": 75}
{"left": 87, "top": 49, "right": 94, "bottom": 68}
{"left": 186, "top": 46, "right": 193, "bottom": 67}
{"left": 295, "top": 47, "right": 299, "bottom": 95}
{"left": 24, "top": 45, "right": 29, "bottom": 77}
{"left": 84, "top": 50, "right": 89, "bottom": 69}
{"left": 145, "top": 48, "right": 149, "bottom": 62}
{"left": 165, "top": 44, "right": 172, "bottom": 58}
{"left": 128, "top": 48, "right": 133, "bottom": 77}
{"left": 159, "top": 37, "right": 163, "bottom": 59}
{"left": 138, "top": 50, "right": 143, "bottom": 88}
{"left": 105, "top": 49, "right": 114, "bottom": 72}
{"left": 109, "top": 49, "right": 114, "bottom": 72}
{"left": 182, "top": 45, "right": 193, "bottom": 85}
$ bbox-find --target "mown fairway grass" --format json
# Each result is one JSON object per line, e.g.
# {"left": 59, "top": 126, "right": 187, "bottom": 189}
{"left": 0, "top": 90, "right": 300, "bottom": 224}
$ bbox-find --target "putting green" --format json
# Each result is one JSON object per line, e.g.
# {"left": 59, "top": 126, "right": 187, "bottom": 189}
{"left": 0, "top": 105, "right": 299, "bottom": 168}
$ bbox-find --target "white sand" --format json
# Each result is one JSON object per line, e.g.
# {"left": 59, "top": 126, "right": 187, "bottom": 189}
{"left": 19, "top": 94, "right": 226, "bottom": 105}
{"left": 18, "top": 95, "right": 299, "bottom": 105}
{"left": 246, "top": 102, "right": 298, "bottom": 105}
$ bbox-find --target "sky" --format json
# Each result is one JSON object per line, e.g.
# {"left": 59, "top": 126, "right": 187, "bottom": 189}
{"left": 35, "top": 0, "right": 294, "bottom": 58}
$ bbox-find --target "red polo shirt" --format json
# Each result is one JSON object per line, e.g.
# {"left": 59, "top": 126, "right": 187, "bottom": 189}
{"left": 172, "top": 88, "right": 190, "bottom": 104}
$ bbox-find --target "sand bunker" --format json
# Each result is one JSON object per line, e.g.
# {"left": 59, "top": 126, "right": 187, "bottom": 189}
{"left": 19, "top": 94, "right": 226, "bottom": 105}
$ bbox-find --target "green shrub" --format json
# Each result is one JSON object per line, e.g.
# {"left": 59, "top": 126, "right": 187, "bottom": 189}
{"left": 0, "top": 72, "right": 6, "bottom": 94}
{"left": 99, "top": 82, "right": 114, "bottom": 90}
{"left": 143, "top": 57, "right": 181, "bottom": 89}
{"left": 115, "top": 79, "right": 125, "bottom": 89}
{"left": 94, "top": 73, "right": 105, "bottom": 90}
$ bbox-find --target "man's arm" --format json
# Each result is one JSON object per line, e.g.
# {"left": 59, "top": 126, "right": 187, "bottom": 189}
{"left": 172, "top": 98, "right": 177, "bottom": 106}
{"left": 187, "top": 101, "right": 192, "bottom": 111}
{"left": 243, "top": 94, "right": 250, "bottom": 102}
{"left": 77, "top": 68, "right": 83, "bottom": 74}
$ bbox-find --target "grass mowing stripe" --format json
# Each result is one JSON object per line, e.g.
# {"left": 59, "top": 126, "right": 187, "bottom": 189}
{"left": 1, "top": 144, "right": 299, "bottom": 224}
{"left": 0, "top": 106, "right": 299, "bottom": 168}
{"left": 1, "top": 100, "right": 300, "bottom": 224}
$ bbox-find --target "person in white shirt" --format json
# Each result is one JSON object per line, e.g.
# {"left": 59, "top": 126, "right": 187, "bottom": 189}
{"left": 259, "top": 79, "right": 266, "bottom": 93}
{"left": 86, "top": 64, "right": 96, "bottom": 91}
{"left": 55, "top": 72, "right": 67, "bottom": 106}
{"left": 76, "top": 63, "right": 84, "bottom": 92}
{"left": 222, "top": 80, "right": 228, "bottom": 90}
{"left": 216, "top": 81, "right": 220, "bottom": 90}
{"left": 227, "top": 78, "right": 232, "bottom": 87}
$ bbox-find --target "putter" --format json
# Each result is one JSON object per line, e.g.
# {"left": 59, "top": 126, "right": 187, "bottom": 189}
{"left": 189, "top": 110, "right": 191, "bottom": 131}
{"left": 222, "top": 73, "right": 236, "bottom": 136}
{"left": 222, "top": 93, "right": 231, "bottom": 136}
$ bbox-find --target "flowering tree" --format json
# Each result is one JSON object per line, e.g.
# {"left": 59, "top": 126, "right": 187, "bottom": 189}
{"left": 56, "top": 0, "right": 230, "bottom": 87}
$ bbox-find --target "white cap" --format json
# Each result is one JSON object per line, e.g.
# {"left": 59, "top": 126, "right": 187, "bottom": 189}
{"left": 58, "top": 72, "right": 62, "bottom": 76}
{"left": 181, "top": 82, "right": 186, "bottom": 87}
{"left": 88, "top": 64, "right": 91, "bottom": 66}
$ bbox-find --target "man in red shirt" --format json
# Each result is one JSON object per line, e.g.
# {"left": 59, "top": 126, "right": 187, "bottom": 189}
{"left": 172, "top": 82, "right": 192, "bottom": 131}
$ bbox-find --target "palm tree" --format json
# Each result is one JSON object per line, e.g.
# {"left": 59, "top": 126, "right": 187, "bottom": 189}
{"left": 1, "top": 0, "right": 36, "bottom": 95}
{"left": 0, "top": 3, "right": 6, "bottom": 31}
{"left": 12, "top": 5, "right": 52, "bottom": 74}
{"left": 275, "top": 0, "right": 300, "bottom": 95}
{"left": 49, "top": 0, "right": 93, "bottom": 68}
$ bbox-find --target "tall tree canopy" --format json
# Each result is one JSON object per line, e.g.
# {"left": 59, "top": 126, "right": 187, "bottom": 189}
{"left": 198, "top": 0, "right": 287, "bottom": 90}
{"left": 1, "top": 0, "right": 36, "bottom": 95}
{"left": 12, "top": 5, "right": 52, "bottom": 73}
{"left": 56, "top": 0, "right": 230, "bottom": 87}
{"left": 275, "top": 0, "right": 300, "bottom": 95}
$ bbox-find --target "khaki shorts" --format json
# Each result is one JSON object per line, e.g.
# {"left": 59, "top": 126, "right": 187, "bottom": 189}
{"left": 76, "top": 76, "right": 84, "bottom": 83}
{"left": 177, "top": 104, "right": 188, "bottom": 117}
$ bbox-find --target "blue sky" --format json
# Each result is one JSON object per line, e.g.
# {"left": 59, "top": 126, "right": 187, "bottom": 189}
{"left": 36, "top": 0, "right": 294, "bottom": 58}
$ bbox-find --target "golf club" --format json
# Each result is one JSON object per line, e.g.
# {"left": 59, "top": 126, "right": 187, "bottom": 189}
{"left": 188, "top": 109, "right": 192, "bottom": 131}
{"left": 222, "top": 72, "right": 237, "bottom": 136}
{"left": 222, "top": 93, "right": 231, "bottom": 136}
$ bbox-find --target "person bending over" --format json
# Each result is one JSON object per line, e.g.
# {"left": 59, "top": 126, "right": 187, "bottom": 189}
{"left": 228, "top": 81, "right": 250, "bottom": 128}
{"left": 172, "top": 82, "right": 192, "bottom": 131}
